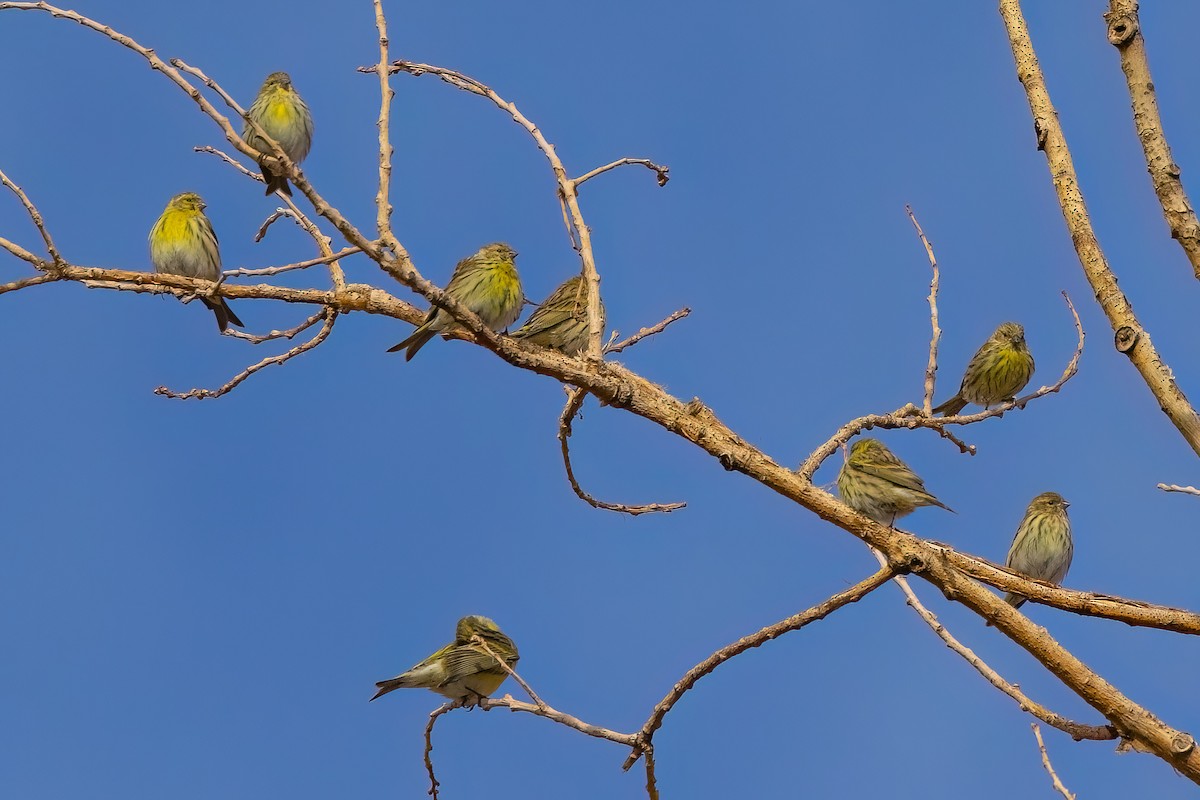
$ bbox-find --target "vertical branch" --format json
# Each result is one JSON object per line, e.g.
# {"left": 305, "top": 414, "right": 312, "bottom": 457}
{"left": 1104, "top": 0, "right": 1200, "bottom": 280}
{"left": 906, "top": 205, "right": 941, "bottom": 415}
{"left": 997, "top": 0, "right": 1200, "bottom": 457}
{"left": 371, "top": 0, "right": 400, "bottom": 252}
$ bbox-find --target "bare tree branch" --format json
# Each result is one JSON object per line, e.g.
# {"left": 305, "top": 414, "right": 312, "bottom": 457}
{"left": 1105, "top": 0, "right": 1200, "bottom": 281}
{"left": 558, "top": 387, "right": 686, "bottom": 515}
{"left": 1032, "top": 724, "right": 1078, "bottom": 800}
{"left": 623, "top": 563, "right": 896, "bottom": 770}
{"left": 603, "top": 308, "right": 691, "bottom": 354}
{"left": 370, "top": 0, "right": 400, "bottom": 254}
{"left": 998, "top": 0, "right": 1200, "bottom": 457}
{"left": 906, "top": 205, "right": 942, "bottom": 415}
{"left": 0, "top": 166, "right": 61, "bottom": 265}
{"left": 224, "top": 310, "right": 327, "bottom": 345}
{"left": 872, "top": 549, "right": 1115, "bottom": 741}
{"left": 1158, "top": 483, "right": 1200, "bottom": 497}
{"left": 574, "top": 158, "right": 670, "bottom": 188}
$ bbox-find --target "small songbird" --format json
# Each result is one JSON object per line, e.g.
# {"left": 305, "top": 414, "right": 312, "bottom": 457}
{"left": 387, "top": 243, "right": 524, "bottom": 360}
{"left": 244, "top": 71, "right": 313, "bottom": 196}
{"left": 836, "top": 438, "right": 954, "bottom": 526}
{"left": 1001, "top": 491, "right": 1074, "bottom": 609}
{"left": 148, "top": 192, "right": 244, "bottom": 332}
{"left": 511, "top": 273, "right": 604, "bottom": 356}
{"left": 933, "top": 322, "right": 1035, "bottom": 416}
{"left": 371, "top": 616, "right": 520, "bottom": 704}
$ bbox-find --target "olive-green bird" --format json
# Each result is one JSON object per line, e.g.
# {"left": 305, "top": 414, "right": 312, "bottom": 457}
{"left": 512, "top": 273, "right": 605, "bottom": 356}
{"left": 387, "top": 243, "right": 524, "bottom": 360}
{"left": 243, "top": 71, "right": 313, "bottom": 196}
{"left": 148, "top": 191, "right": 244, "bottom": 332}
{"left": 933, "top": 322, "right": 1034, "bottom": 416}
{"left": 836, "top": 438, "right": 954, "bottom": 526}
{"left": 370, "top": 615, "right": 520, "bottom": 704}
{"left": 1001, "top": 491, "right": 1073, "bottom": 609}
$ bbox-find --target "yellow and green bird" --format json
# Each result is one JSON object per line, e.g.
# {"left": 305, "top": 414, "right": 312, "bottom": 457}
{"left": 244, "top": 71, "right": 313, "bottom": 196}
{"left": 371, "top": 616, "right": 520, "bottom": 704}
{"left": 512, "top": 273, "right": 605, "bottom": 356}
{"left": 387, "top": 243, "right": 524, "bottom": 360}
{"left": 148, "top": 192, "right": 244, "bottom": 332}
{"left": 933, "top": 322, "right": 1035, "bottom": 416}
{"left": 837, "top": 438, "right": 953, "bottom": 526}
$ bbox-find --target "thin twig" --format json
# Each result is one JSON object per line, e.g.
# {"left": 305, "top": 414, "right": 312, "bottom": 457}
{"left": 906, "top": 205, "right": 941, "bottom": 415}
{"left": 0, "top": 166, "right": 62, "bottom": 265}
{"left": 471, "top": 635, "right": 545, "bottom": 709}
{"left": 423, "top": 701, "right": 457, "bottom": 799}
{"left": 623, "top": 563, "right": 895, "bottom": 770}
{"left": 557, "top": 387, "right": 686, "bottom": 515}
{"left": 872, "top": 549, "right": 1114, "bottom": 741}
{"left": 223, "top": 310, "right": 326, "bottom": 344}
{"left": 999, "top": 0, "right": 1200, "bottom": 458}
{"left": 1032, "top": 724, "right": 1078, "bottom": 799}
{"left": 0, "top": 235, "right": 50, "bottom": 268}
{"left": 0, "top": 272, "right": 58, "bottom": 296}
{"left": 574, "top": 158, "right": 670, "bottom": 188}
{"left": 479, "top": 694, "right": 636, "bottom": 746}
{"left": 224, "top": 247, "right": 362, "bottom": 278}
{"left": 371, "top": 0, "right": 400, "bottom": 253}
{"left": 193, "top": 145, "right": 262, "bottom": 181}
{"left": 603, "top": 308, "right": 691, "bottom": 354}
{"left": 1104, "top": 0, "right": 1200, "bottom": 282}
{"left": 154, "top": 309, "right": 337, "bottom": 399}
{"left": 798, "top": 292, "right": 1083, "bottom": 480}
{"left": 1158, "top": 483, "right": 1200, "bottom": 497}
{"left": 254, "top": 209, "right": 291, "bottom": 242}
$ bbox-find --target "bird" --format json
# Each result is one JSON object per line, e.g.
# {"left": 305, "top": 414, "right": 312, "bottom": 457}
{"left": 370, "top": 615, "right": 520, "bottom": 704}
{"left": 836, "top": 438, "right": 953, "bottom": 526}
{"left": 387, "top": 243, "right": 524, "bottom": 360}
{"left": 933, "top": 322, "right": 1035, "bottom": 416}
{"left": 243, "top": 71, "right": 313, "bottom": 196}
{"left": 1001, "top": 491, "right": 1073, "bottom": 610}
{"left": 148, "top": 191, "right": 244, "bottom": 332}
{"left": 511, "top": 273, "right": 604, "bottom": 356}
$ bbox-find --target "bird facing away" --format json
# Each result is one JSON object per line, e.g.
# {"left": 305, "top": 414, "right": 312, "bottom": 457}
{"left": 244, "top": 71, "right": 313, "bottom": 196}
{"left": 387, "top": 243, "right": 524, "bottom": 360}
{"left": 371, "top": 615, "right": 520, "bottom": 704}
{"left": 933, "top": 322, "right": 1035, "bottom": 416}
{"left": 511, "top": 273, "right": 605, "bottom": 356}
{"left": 148, "top": 192, "right": 244, "bottom": 332}
{"left": 1002, "top": 491, "right": 1073, "bottom": 609}
{"left": 836, "top": 438, "right": 954, "bottom": 526}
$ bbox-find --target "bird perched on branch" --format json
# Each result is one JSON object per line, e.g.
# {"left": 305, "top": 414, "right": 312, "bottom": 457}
{"left": 836, "top": 438, "right": 953, "bottom": 526}
{"left": 933, "top": 322, "right": 1034, "bottom": 416}
{"left": 387, "top": 242, "right": 524, "bottom": 360}
{"left": 244, "top": 71, "right": 313, "bottom": 196}
{"left": 512, "top": 273, "right": 604, "bottom": 356}
{"left": 370, "top": 615, "right": 520, "bottom": 704}
{"left": 149, "top": 192, "right": 244, "bottom": 332}
{"left": 1000, "top": 491, "right": 1073, "bottom": 610}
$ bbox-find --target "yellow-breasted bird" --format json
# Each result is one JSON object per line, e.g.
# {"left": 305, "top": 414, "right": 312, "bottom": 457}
{"left": 1001, "top": 491, "right": 1073, "bottom": 610}
{"left": 511, "top": 273, "right": 604, "bottom": 356}
{"left": 933, "top": 322, "right": 1034, "bottom": 416}
{"left": 149, "top": 192, "right": 244, "bottom": 332}
{"left": 387, "top": 243, "right": 524, "bottom": 360}
{"left": 370, "top": 615, "right": 520, "bottom": 704}
{"left": 836, "top": 438, "right": 953, "bottom": 526}
{"left": 244, "top": 71, "right": 313, "bottom": 196}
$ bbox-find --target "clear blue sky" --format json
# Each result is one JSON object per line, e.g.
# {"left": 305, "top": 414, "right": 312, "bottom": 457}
{"left": 3, "top": 1, "right": 1199, "bottom": 797}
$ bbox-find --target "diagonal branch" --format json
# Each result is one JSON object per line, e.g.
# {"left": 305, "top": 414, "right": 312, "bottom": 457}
{"left": 998, "top": 0, "right": 1200, "bottom": 457}
{"left": 622, "top": 563, "right": 895, "bottom": 770}
{"left": 558, "top": 386, "right": 686, "bottom": 515}
{"left": 1104, "top": 0, "right": 1200, "bottom": 281}
{"left": 603, "top": 308, "right": 691, "bottom": 355}
{"left": 0, "top": 166, "right": 61, "bottom": 265}
{"left": 1033, "top": 724, "right": 1078, "bottom": 800}
{"left": 871, "top": 549, "right": 1115, "bottom": 741}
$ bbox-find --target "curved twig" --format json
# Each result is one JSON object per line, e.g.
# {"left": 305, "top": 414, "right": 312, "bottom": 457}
{"left": 574, "top": 158, "right": 670, "bottom": 188}
{"left": 622, "top": 563, "right": 895, "bottom": 770}
{"left": 558, "top": 387, "right": 686, "bottom": 515}
{"left": 224, "top": 310, "right": 326, "bottom": 345}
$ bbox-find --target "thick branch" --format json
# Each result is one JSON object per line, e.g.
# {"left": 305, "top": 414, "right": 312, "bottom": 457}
{"left": 623, "top": 563, "right": 895, "bottom": 770}
{"left": 998, "top": 0, "right": 1200, "bottom": 457}
{"left": 1105, "top": 0, "right": 1200, "bottom": 281}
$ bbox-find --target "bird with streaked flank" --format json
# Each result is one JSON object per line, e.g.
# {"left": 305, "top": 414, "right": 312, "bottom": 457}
{"left": 387, "top": 243, "right": 524, "bottom": 360}
{"left": 836, "top": 438, "right": 954, "bottom": 526}
{"left": 244, "top": 71, "right": 313, "bottom": 196}
{"left": 933, "top": 322, "right": 1035, "bottom": 416}
{"left": 1001, "top": 491, "right": 1073, "bottom": 610}
{"left": 148, "top": 192, "right": 244, "bottom": 332}
{"left": 512, "top": 273, "right": 604, "bottom": 356}
{"left": 371, "top": 616, "right": 519, "bottom": 704}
